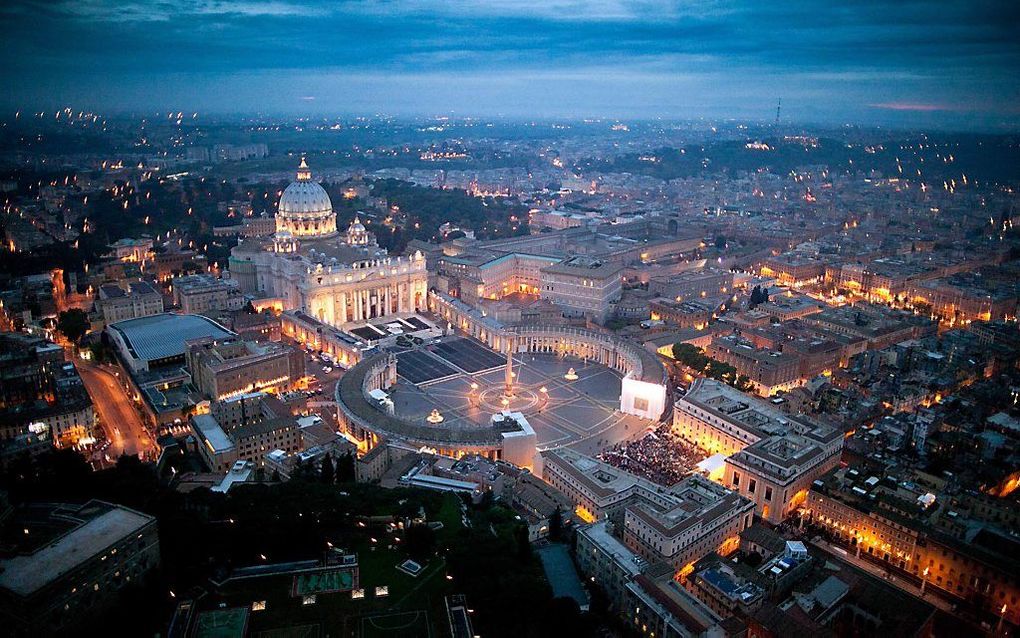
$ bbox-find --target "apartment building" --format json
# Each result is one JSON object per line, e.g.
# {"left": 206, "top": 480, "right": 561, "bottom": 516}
{"left": 674, "top": 378, "right": 843, "bottom": 524}
{"left": 94, "top": 281, "right": 164, "bottom": 325}
{"left": 190, "top": 392, "right": 301, "bottom": 472}
{"left": 185, "top": 336, "right": 304, "bottom": 401}
{"left": 542, "top": 449, "right": 754, "bottom": 571}
{"left": 173, "top": 274, "right": 245, "bottom": 314}
{"left": 540, "top": 256, "right": 623, "bottom": 323}
{"left": 0, "top": 501, "right": 160, "bottom": 635}
{"left": 705, "top": 335, "right": 804, "bottom": 397}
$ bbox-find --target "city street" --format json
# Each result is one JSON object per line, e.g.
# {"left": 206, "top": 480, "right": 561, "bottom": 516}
{"left": 76, "top": 361, "right": 155, "bottom": 459}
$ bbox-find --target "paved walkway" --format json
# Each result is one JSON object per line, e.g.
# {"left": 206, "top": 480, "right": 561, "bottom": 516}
{"left": 536, "top": 543, "right": 589, "bottom": 610}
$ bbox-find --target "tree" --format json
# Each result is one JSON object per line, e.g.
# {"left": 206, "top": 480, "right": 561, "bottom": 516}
{"left": 336, "top": 451, "right": 356, "bottom": 483}
{"left": 735, "top": 375, "right": 755, "bottom": 393}
{"left": 56, "top": 308, "right": 89, "bottom": 343}
{"left": 320, "top": 453, "right": 334, "bottom": 484}
{"left": 749, "top": 285, "right": 762, "bottom": 308}
{"left": 548, "top": 506, "right": 563, "bottom": 541}
{"left": 514, "top": 524, "right": 532, "bottom": 561}
{"left": 672, "top": 343, "right": 709, "bottom": 370}
{"left": 714, "top": 235, "right": 727, "bottom": 250}
{"left": 404, "top": 522, "right": 436, "bottom": 562}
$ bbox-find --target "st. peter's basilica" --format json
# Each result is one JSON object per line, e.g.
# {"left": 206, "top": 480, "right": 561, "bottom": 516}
{"left": 229, "top": 158, "right": 428, "bottom": 327}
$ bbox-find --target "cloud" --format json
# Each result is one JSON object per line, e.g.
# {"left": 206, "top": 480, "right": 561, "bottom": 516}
{"left": 0, "top": 0, "right": 1017, "bottom": 126}
{"left": 869, "top": 103, "right": 955, "bottom": 112}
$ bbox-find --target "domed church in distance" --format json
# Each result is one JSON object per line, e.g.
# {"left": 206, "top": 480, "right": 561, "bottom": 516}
{"left": 229, "top": 158, "right": 428, "bottom": 327}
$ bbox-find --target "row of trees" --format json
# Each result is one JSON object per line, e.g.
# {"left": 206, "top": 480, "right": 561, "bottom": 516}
{"left": 671, "top": 343, "right": 755, "bottom": 392}
{"left": 288, "top": 451, "right": 356, "bottom": 484}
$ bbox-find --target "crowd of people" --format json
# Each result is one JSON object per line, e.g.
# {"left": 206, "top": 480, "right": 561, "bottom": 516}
{"left": 597, "top": 424, "right": 706, "bottom": 487}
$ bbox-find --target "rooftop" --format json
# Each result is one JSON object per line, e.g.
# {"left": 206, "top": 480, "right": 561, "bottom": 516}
{"left": 0, "top": 501, "right": 154, "bottom": 597}
{"left": 679, "top": 378, "right": 842, "bottom": 478}
{"left": 109, "top": 313, "right": 235, "bottom": 363}
{"left": 541, "top": 255, "right": 622, "bottom": 278}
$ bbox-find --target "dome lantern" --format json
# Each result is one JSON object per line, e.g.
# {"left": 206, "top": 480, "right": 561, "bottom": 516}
{"left": 296, "top": 156, "right": 312, "bottom": 181}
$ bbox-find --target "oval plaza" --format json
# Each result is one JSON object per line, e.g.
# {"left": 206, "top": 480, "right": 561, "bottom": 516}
{"left": 335, "top": 290, "right": 669, "bottom": 470}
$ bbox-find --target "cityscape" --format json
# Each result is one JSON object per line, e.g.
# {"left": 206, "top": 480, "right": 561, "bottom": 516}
{"left": 0, "top": 1, "right": 1018, "bottom": 637}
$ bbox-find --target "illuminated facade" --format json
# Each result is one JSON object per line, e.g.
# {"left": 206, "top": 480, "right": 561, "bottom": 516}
{"left": 759, "top": 257, "right": 825, "bottom": 287}
{"left": 674, "top": 378, "right": 843, "bottom": 524}
{"left": 94, "top": 281, "right": 164, "bottom": 325}
{"left": 541, "top": 449, "right": 754, "bottom": 571}
{"left": 184, "top": 336, "right": 305, "bottom": 401}
{"left": 279, "top": 309, "right": 373, "bottom": 370}
{"left": 906, "top": 276, "right": 1017, "bottom": 325}
{"left": 275, "top": 157, "right": 338, "bottom": 238}
{"left": 437, "top": 251, "right": 560, "bottom": 302}
{"left": 805, "top": 465, "right": 1020, "bottom": 626}
{"left": 705, "top": 334, "right": 804, "bottom": 397}
{"left": 229, "top": 160, "right": 429, "bottom": 328}
{"left": 539, "top": 256, "right": 623, "bottom": 322}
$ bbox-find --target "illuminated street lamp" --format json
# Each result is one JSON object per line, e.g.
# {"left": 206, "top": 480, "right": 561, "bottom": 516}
{"left": 920, "top": 566, "right": 929, "bottom": 595}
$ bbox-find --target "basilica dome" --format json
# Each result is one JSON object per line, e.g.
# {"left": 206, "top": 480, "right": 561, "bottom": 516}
{"left": 276, "top": 158, "right": 338, "bottom": 238}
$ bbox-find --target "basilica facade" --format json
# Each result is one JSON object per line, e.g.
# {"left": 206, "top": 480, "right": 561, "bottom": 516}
{"left": 229, "top": 159, "right": 428, "bottom": 327}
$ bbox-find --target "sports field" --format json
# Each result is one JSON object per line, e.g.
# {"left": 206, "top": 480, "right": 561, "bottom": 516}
{"left": 358, "top": 610, "right": 433, "bottom": 638}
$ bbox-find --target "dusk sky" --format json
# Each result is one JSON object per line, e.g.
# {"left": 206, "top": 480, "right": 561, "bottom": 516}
{"left": 3, "top": 0, "right": 1019, "bottom": 129}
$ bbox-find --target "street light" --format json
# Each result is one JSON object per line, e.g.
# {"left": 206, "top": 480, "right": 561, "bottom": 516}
{"left": 920, "top": 566, "right": 929, "bottom": 595}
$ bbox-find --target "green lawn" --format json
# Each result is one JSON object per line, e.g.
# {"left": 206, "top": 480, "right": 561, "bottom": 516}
{"left": 435, "top": 494, "right": 464, "bottom": 537}
{"left": 359, "top": 610, "right": 433, "bottom": 638}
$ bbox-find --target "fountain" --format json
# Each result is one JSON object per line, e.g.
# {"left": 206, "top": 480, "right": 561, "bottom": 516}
{"left": 426, "top": 408, "right": 444, "bottom": 424}
{"left": 564, "top": 367, "right": 578, "bottom": 381}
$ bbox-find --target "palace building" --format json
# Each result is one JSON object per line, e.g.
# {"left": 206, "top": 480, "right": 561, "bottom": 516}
{"left": 673, "top": 378, "right": 843, "bottom": 524}
{"left": 229, "top": 159, "right": 428, "bottom": 327}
